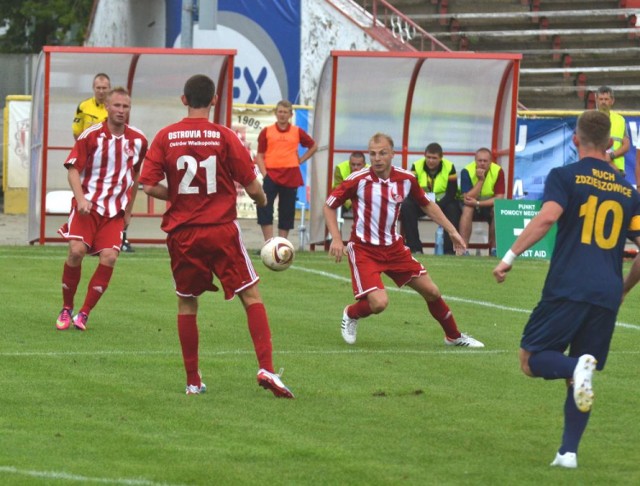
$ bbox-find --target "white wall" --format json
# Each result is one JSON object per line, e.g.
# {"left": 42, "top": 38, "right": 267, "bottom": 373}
{"left": 300, "top": 0, "right": 386, "bottom": 105}
{"left": 85, "top": 0, "right": 386, "bottom": 106}
{"left": 86, "top": 0, "right": 165, "bottom": 47}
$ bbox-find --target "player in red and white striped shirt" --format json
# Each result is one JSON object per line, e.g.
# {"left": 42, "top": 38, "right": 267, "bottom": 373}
{"left": 325, "top": 132, "right": 484, "bottom": 348}
{"left": 55, "top": 87, "right": 148, "bottom": 332}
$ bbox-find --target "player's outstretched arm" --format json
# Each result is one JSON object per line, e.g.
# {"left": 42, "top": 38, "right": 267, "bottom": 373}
{"left": 511, "top": 201, "right": 561, "bottom": 255}
{"left": 124, "top": 169, "right": 140, "bottom": 228}
{"left": 493, "top": 261, "right": 512, "bottom": 283}
{"left": 422, "top": 200, "right": 466, "bottom": 254}
{"left": 245, "top": 178, "right": 267, "bottom": 207}
{"left": 67, "top": 167, "right": 92, "bottom": 215}
{"left": 493, "top": 201, "right": 563, "bottom": 283}
{"left": 255, "top": 152, "right": 267, "bottom": 178}
{"left": 623, "top": 235, "right": 640, "bottom": 299}
{"left": 142, "top": 183, "right": 168, "bottom": 201}
{"left": 323, "top": 204, "right": 345, "bottom": 262}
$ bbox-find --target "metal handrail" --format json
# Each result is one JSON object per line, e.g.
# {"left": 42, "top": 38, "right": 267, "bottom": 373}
{"left": 429, "top": 27, "right": 640, "bottom": 38}
{"left": 521, "top": 65, "right": 640, "bottom": 74}
{"left": 366, "top": 0, "right": 451, "bottom": 51}
{"left": 503, "top": 46, "right": 640, "bottom": 55}
{"left": 409, "top": 8, "right": 639, "bottom": 22}
{"left": 358, "top": 0, "right": 528, "bottom": 110}
{"left": 520, "top": 85, "right": 640, "bottom": 93}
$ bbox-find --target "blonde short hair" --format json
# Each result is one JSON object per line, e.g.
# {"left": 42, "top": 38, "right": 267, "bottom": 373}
{"left": 369, "top": 132, "right": 394, "bottom": 149}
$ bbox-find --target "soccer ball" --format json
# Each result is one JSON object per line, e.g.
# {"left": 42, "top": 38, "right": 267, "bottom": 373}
{"left": 260, "top": 237, "right": 295, "bottom": 272}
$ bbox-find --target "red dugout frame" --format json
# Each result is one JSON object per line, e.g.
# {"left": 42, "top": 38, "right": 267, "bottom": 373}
{"left": 29, "top": 46, "right": 236, "bottom": 245}
{"left": 309, "top": 50, "right": 522, "bottom": 248}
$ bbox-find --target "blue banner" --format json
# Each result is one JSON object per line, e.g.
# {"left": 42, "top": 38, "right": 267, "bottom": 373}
{"left": 514, "top": 114, "right": 640, "bottom": 199}
{"left": 165, "top": 0, "right": 301, "bottom": 105}
{"left": 295, "top": 108, "right": 310, "bottom": 206}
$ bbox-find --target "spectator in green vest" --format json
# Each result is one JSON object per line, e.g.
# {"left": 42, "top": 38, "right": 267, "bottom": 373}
{"left": 332, "top": 151, "right": 367, "bottom": 211}
{"left": 596, "top": 86, "right": 630, "bottom": 174}
{"left": 400, "top": 143, "right": 461, "bottom": 254}
{"left": 459, "top": 148, "right": 505, "bottom": 256}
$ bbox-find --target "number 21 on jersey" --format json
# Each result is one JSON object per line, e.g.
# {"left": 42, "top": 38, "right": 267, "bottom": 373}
{"left": 177, "top": 155, "right": 217, "bottom": 195}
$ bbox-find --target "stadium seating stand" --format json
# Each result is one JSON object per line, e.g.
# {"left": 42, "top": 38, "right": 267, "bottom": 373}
{"left": 354, "top": 0, "right": 640, "bottom": 110}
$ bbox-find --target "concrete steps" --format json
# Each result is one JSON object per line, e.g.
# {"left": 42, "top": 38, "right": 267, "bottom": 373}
{"left": 353, "top": 0, "right": 640, "bottom": 110}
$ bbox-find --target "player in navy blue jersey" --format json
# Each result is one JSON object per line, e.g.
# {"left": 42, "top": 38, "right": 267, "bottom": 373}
{"left": 493, "top": 109, "right": 640, "bottom": 469}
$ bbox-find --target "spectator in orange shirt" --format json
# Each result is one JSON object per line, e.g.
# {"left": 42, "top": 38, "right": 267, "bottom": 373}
{"left": 255, "top": 100, "right": 317, "bottom": 241}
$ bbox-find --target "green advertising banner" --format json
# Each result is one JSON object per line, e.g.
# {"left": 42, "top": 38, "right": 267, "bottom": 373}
{"left": 494, "top": 199, "right": 556, "bottom": 260}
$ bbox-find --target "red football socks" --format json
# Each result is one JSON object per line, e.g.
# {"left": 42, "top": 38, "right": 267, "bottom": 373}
{"left": 61, "top": 262, "right": 81, "bottom": 309}
{"left": 427, "top": 297, "right": 461, "bottom": 339}
{"left": 80, "top": 263, "right": 114, "bottom": 314}
{"left": 177, "top": 314, "right": 201, "bottom": 386}
{"left": 348, "top": 299, "right": 373, "bottom": 319}
{"left": 246, "top": 303, "right": 274, "bottom": 372}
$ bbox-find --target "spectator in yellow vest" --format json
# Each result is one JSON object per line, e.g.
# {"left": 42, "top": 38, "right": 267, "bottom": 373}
{"left": 400, "top": 143, "right": 461, "bottom": 254}
{"left": 459, "top": 148, "right": 505, "bottom": 256}
{"left": 333, "top": 151, "right": 367, "bottom": 211}
{"left": 596, "top": 86, "right": 630, "bottom": 174}
{"left": 255, "top": 100, "right": 317, "bottom": 241}
{"left": 72, "top": 73, "right": 111, "bottom": 140}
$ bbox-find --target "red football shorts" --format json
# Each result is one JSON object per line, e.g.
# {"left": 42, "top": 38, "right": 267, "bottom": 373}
{"left": 346, "top": 239, "right": 426, "bottom": 299}
{"left": 167, "top": 221, "right": 259, "bottom": 300}
{"left": 58, "top": 207, "right": 124, "bottom": 254}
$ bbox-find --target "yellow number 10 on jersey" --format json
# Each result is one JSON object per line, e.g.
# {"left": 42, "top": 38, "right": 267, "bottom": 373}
{"left": 579, "top": 195, "right": 623, "bottom": 250}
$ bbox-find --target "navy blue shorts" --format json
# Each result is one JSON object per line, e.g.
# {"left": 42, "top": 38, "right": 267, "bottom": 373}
{"left": 256, "top": 175, "right": 297, "bottom": 230}
{"left": 520, "top": 300, "right": 617, "bottom": 370}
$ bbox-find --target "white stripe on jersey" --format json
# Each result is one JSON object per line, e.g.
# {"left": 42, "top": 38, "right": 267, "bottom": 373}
{"left": 344, "top": 167, "right": 369, "bottom": 181}
{"left": 77, "top": 122, "right": 103, "bottom": 140}
{"left": 327, "top": 167, "right": 422, "bottom": 247}
{"left": 353, "top": 176, "right": 412, "bottom": 246}
{"left": 394, "top": 166, "right": 416, "bottom": 178}
{"left": 235, "top": 220, "right": 259, "bottom": 282}
{"left": 127, "top": 125, "right": 146, "bottom": 138}
{"left": 82, "top": 132, "right": 144, "bottom": 217}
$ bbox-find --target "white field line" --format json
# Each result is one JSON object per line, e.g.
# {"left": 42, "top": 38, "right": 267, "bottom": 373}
{"left": 1, "top": 252, "right": 638, "bottom": 331}
{"left": 291, "top": 266, "right": 640, "bottom": 331}
{"left": 0, "top": 348, "right": 510, "bottom": 358}
{"left": 2, "top": 348, "right": 639, "bottom": 359}
{"left": 0, "top": 466, "right": 185, "bottom": 486}
{"left": 1, "top": 258, "right": 636, "bottom": 486}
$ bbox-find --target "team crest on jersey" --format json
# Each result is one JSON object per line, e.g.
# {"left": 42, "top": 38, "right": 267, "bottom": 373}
{"left": 125, "top": 147, "right": 135, "bottom": 157}
{"left": 391, "top": 192, "right": 403, "bottom": 203}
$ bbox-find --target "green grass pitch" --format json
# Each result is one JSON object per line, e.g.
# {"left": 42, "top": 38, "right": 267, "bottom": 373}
{"left": 0, "top": 246, "right": 638, "bottom": 485}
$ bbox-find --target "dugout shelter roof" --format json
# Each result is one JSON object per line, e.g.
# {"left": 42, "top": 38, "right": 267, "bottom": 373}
{"left": 29, "top": 46, "right": 236, "bottom": 244}
{"left": 310, "top": 50, "right": 522, "bottom": 246}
